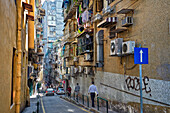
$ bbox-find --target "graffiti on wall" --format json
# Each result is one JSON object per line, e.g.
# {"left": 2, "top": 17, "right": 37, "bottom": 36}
{"left": 125, "top": 76, "right": 152, "bottom": 96}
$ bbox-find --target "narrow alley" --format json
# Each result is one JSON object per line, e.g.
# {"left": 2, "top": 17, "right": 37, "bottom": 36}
{"left": 0, "top": 0, "right": 170, "bottom": 113}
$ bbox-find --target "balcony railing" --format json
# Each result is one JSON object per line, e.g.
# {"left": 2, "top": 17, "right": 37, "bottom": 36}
{"left": 39, "top": 8, "right": 45, "bottom": 16}
{"left": 64, "top": 0, "right": 82, "bottom": 22}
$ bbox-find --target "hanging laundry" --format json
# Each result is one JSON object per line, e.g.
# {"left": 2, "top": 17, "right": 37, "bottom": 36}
{"left": 77, "top": 17, "right": 82, "bottom": 26}
{"left": 79, "top": 16, "right": 82, "bottom": 25}
{"left": 82, "top": 11, "right": 87, "bottom": 23}
{"left": 78, "top": 27, "right": 84, "bottom": 34}
{"left": 79, "top": 5, "right": 82, "bottom": 14}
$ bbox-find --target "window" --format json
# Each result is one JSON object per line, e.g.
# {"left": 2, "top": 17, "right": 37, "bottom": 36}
{"left": 109, "top": 26, "right": 116, "bottom": 39}
{"left": 14, "top": 0, "right": 16, "bottom": 5}
{"left": 50, "top": 31, "right": 53, "bottom": 35}
{"left": 51, "top": 6, "right": 56, "bottom": 10}
{"left": 70, "top": 46, "right": 73, "bottom": 56}
{"left": 64, "top": 59, "right": 66, "bottom": 69}
{"left": 108, "top": 0, "right": 115, "bottom": 5}
{"left": 78, "top": 35, "right": 93, "bottom": 55}
{"left": 49, "top": 27, "right": 55, "bottom": 31}
{"left": 11, "top": 48, "right": 16, "bottom": 106}
{"left": 66, "top": 67, "right": 68, "bottom": 74}
{"left": 97, "top": 0, "right": 103, "bottom": 12}
{"left": 73, "top": 44, "right": 78, "bottom": 56}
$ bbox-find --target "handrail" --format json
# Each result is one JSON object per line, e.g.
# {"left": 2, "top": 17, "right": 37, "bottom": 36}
{"left": 82, "top": 94, "right": 89, "bottom": 107}
{"left": 97, "top": 97, "right": 108, "bottom": 113}
{"left": 73, "top": 92, "right": 75, "bottom": 100}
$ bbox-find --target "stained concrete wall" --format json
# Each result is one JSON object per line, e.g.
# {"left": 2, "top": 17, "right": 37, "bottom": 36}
{"left": 102, "top": 0, "right": 170, "bottom": 80}
{"left": 69, "top": 0, "right": 170, "bottom": 112}
{"left": 99, "top": 0, "right": 170, "bottom": 112}
{"left": 0, "top": 0, "right": 17, "bottom": 113}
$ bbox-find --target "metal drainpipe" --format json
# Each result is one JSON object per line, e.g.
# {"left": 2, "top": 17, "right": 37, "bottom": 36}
{"left": 16, "top": 0, "right": 22, "bottom": 112}
{"left": 93, "top": 0, "right": 97, "bottom": 67}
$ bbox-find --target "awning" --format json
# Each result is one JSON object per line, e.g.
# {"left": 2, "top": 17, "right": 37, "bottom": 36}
{"left": 109, "top": 27, "right": 127, "bottom": 34}
{"left": 72, "top": 40, "right": 77, "bottom": 44}
{"left": 63, "top": 41, "right": 71, "bottom": 45}
{"left": 37, "top": 52, "right": 44, "bottom": 56}
{"left": 39, "top": 8, "right": 45, "bottom": 16}
{"left": 26, "top": 14, "right": 34, "bottom": 21}
{"left": 117, "top": 9, "right": 134, "bottom": 14}
{"left": 97, "top": 17, "right": 117, "bottom": 28}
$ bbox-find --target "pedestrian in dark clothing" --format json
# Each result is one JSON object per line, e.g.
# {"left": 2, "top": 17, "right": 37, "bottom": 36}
{"left": 88, "top": 81, "right": 98, "bottom": 107}
{"left": 67, "top": 85, "right": 72, "bottom": 98}
{"left": 74, "top": 83, "right": 80, "bottom": 102}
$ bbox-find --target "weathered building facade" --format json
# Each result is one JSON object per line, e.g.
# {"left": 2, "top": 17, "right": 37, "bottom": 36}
{"left": 0, "top": 0, "right": 37, "bottom": 112}
{"left": 42, "top": 0, "right": 64, "bottom": 87}
{"left": 0, "top": 0, "right": 18, "bottom": 112}
{"left": 60, "top": 0, "right": 170, "bottom": 112}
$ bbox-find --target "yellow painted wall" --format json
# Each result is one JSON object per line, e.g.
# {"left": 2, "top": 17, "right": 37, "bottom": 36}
{"left": 0, "top": 0, "right": 29, "bottom": 112}
{"left": 0, "top": 0, "right": 17, "bottom": 113}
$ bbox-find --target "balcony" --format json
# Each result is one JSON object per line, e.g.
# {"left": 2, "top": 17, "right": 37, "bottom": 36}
{"left": 64, "top": 50, "right": 70, "bottom": 58}
{"left": 37, "top": 52, "right": 44, "bottom": 57}
{"left": 36, "top": 24, "right": 43, "bottom": 31}
{"left": 26, "top": 14, "right": 34, "bottom": 21}
{"left": 77, "top": 28, "right": 93, "bottom": 38}
{"left": 22, "top": 2, "right": 33, "bottom": 12}
{"left": 62, "top": 33, "right": 70, "bottom": 42}
{"left": 64, "top": 0, "right": 83, "bottom": 22}
{"left": 39, "top": 8, "right": 45, "bottom": 16}
{"left": 70, "top": 31, "right": 78, "bottom": 38}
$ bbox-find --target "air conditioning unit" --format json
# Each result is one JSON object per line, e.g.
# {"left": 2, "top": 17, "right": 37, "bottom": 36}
{"left": 84, "top": 53, "right": 92, "bottom": 61}
{"left": 73, "top": 67, "right": 78, "bottom": 74}
{"left": 78, "top": 66, "right": 83, "bottom": 73}
{"left": 122, "top": 41, "right": 135, "bottom": 55}
{"left": 122, "top": 16, "right": 133, "bottom": 27}
{"left": 110, "top": 38, "right": 123, "bottom": 56}
{"left": 73, "top": 57, "right": 78, "bottom": 62}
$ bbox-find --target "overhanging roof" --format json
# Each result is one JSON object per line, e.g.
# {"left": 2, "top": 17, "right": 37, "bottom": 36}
{"left": 26, "top": 14, "right": 34, "bottom": 21}
{"left": 22, "top": 2, "right": 33, "bottom": 12}
{"left": 109, "top": 27, "right": 127, "bottom": 33}
{"left": 117, "top": 9, "right": 133, "bottom": 14}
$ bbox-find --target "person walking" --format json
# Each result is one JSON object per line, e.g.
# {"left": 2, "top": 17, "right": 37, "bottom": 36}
{"left": 74, "top": 83, "right": 80, "bottom": 102}
{"left": 67, "top": 85, "right": 72, "bottom": 98}
{"left": 88, "top": 81, "right": 98, "bottom": 107}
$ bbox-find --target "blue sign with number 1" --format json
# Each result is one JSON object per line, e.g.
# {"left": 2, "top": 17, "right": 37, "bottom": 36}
{"left": 134, "top": 48, "right": 148, "bottom": 64}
